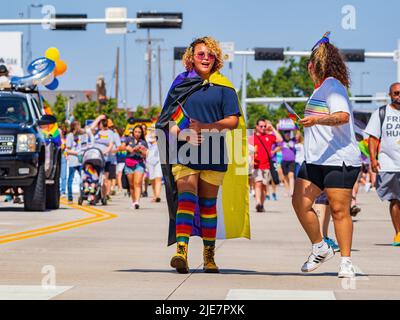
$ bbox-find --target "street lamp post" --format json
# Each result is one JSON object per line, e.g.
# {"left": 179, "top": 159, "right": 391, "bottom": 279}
{"left": 123, "top": 30, "right": 135, "bottom": 110}
{"left": 26, "top": 3, "right": 43, "bottom": 70}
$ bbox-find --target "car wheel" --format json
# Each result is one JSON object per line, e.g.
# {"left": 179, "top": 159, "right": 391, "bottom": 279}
{"left": 46, "top": 159, "right": 61, "bottom": 210}
{"left": 24, "top": 162, "right": 46, "bottom": 211}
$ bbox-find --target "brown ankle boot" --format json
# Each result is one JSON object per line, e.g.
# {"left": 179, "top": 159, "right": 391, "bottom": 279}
{"left": 170, "top": 242, "right": 189, "bottom": 274}
{"left": 203, "top": 245, "right": 219, "bottom": 273}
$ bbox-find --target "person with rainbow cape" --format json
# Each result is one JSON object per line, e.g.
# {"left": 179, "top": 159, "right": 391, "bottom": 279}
{"left": 156, "top": 36, "right": 250, "bottom": 274}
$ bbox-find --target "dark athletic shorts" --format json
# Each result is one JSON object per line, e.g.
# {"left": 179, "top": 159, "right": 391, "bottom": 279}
{"left": 297, "top": 162, "right": 360, "bottom": 190}
{"left": 281, "top": 160, "right": 295, "bottom": 176}
{"left": 105, "top": 162, "right": 117, "bottom": 179}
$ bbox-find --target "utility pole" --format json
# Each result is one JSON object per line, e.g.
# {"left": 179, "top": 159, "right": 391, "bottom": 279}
{"left": 123, "top": 34, "right": 127, "bottom": 109}
{"left": 157, "top": 46, "right": 169, "bottom": 107}
{"left": 26, "top": 3, "right": 43, "bottom": 69}
{"left": 122, "top": 30, "right": 136, "bottom": 110}
{"left": 172, "top": 59, "right": 176, "bottom": 81}
{"left": 136, "top": 30, "right": 163, "bottom": 108}
{"left": 147, "top": 29, "right": 151, "bottom": 109}
{"left": 115, "top": 47, "right": 120, "bottom": 107}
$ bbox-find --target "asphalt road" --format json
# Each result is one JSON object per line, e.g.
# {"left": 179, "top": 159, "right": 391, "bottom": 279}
{"left": 0, "top": 186, "right": 398, "bottom": 300}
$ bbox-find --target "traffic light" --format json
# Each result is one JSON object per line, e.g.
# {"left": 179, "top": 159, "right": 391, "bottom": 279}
{"left": 340, "top": 49, "right": 365, "bottom": 62}
{"left": 136, "top": 12, "right": 183, "bottom": 29}
{"left": 174, "top": 47, "right": 186, "bottom": 60}
{"left": 50, "top": 14, "right": 87, "bottom": 30}
{"left": 254, "top": 48, "right": 285, "bottom": 61}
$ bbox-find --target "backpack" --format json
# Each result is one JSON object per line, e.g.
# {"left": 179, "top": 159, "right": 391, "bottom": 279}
{"left": 372, "top": 105, "right": 387, "bottom": 159}
{"left": 378, "top": 105, "right": 387, "bottom": 139}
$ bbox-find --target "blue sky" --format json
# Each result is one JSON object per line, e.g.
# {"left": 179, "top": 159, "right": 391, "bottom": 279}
{"left": 1, "top": 0, "right": 399, "bottom": 109}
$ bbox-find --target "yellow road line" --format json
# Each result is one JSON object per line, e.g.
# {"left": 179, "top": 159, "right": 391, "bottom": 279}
{"left": 0, "top": 200, "right": 118, "bottom": 244}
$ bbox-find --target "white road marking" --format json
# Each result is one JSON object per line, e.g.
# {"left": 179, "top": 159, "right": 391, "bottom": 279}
{"left": 226, "top": 289, "right": 336, "bottom": 300}
{"left": 0, "top": 285, "right": 73, "bottom": 300}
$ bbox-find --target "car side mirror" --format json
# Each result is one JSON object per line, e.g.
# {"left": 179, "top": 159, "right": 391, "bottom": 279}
{"left": 37, "top": 114, "right": 57, "bottom": 126}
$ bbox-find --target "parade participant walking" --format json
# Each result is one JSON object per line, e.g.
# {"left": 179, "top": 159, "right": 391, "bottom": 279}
{"left": 59, "top": 124, "right": 68, "bottom": 198}
{"left": 156, "top": 36, "right": 250, "bottom": 274}
{"left": 292, "top": 32, "right": 361, "bottom": 278}
{"left": 253, "top": 119, "right": 282, "bottom": 211}
{"left": 365, "top": 82, "right": 400, "bottom": 246}
{"left": 295, "top": 131, "right": 305, "bottom": 177}
{"left": 107, "top": 119, "right": 121, "bottom": 197}
{"left": 90, "top": 115, "right": 115, "bottom": 201}
{"left": 122, "top": 125, "right": 148, "bottom": 209}
{"left": 314, "top": 192, "right": 340, "bottom": 251}
{"left": 115, "top": 127, "right": 127, "bottom": 194}
{"left": 141, "top": 124, "right": 150, "bottom": 198}
{"left": 275, "top": 130, "right": 296, "bottom": 196}
{"left": 266, "top": 121, "right": 282, "bottom": 201}
{"left": 146, "top": 127, "right": 163, "bottom": 202}
{"left": 65, "top": 121, "right": 87, "bottom": 203}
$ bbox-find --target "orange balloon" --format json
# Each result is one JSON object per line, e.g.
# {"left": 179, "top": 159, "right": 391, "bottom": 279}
{"left": 54, "top": 60, "right": 67, "bottom": 77}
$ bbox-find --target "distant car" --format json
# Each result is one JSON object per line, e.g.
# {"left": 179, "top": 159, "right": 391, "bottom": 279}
{"left": 0, "top": 88, "right": 61, "bottom": 211}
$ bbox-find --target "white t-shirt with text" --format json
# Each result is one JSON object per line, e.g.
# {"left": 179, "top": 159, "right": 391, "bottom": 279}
{"left": 365, "top": 104, "right": 400, "bottom": 171}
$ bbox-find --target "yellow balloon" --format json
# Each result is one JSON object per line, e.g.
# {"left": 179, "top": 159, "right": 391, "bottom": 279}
{"left": 45, "top": 47, "right": 60, "bottom": 62}
{"left": 54, "top": 60, "right": 67, "bottom": 77}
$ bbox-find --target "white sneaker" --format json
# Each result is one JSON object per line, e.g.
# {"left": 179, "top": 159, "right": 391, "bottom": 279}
{"left": 338, "top": 261, "right": 355, "bottom": 278}
{"left": 301, "top": 246, "right": 335, "bottom": 272}
{"left": 130, "top": 202, "right": 140, "bottom": 210}
{"left": 364, "top": 182, "right": 371, "bottom": 193}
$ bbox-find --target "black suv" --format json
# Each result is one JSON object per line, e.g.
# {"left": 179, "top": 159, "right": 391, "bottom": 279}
{"left": 0, "top": 88, "right": 61, "bottom": 211}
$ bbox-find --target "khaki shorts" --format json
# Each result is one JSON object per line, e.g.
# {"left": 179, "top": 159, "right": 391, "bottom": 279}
{"left": 172, "top": 164, "right": 225, "bottom": 186}
{"left": 253, "top": 168, "right": 271, "bottom": 185}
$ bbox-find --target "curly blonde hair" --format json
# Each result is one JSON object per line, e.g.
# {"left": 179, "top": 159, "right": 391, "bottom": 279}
{"left": 182, "top": 36, "right": 224, "bottom": 73}
{"left": 310, "top": 42, "right": 350, "bottom": 88}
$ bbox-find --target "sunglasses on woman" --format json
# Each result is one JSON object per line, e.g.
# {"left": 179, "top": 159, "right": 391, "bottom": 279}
{"left": 194, "top": 51, "right": 216, "bottom": 61}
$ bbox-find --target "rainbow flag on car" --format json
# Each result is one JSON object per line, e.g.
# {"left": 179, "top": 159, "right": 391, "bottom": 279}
{"left": 42, "top": 98, "right": 61, "bottom": 147}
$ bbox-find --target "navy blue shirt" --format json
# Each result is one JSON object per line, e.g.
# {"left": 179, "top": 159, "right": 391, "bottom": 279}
{"left": 177, "top": 84, "right": 240, "bottom": 172}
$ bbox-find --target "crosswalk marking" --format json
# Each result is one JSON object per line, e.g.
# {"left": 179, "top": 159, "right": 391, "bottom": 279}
{"left": 0, "top": 285, "right": 73, "bottom": 300}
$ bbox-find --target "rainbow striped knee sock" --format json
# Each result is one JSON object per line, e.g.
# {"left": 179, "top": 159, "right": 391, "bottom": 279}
{"left": 199, "top": 197, "right": 217, "bottom": 247}
{"left": 176, "top": 191, "right": 198, "bottom": 244}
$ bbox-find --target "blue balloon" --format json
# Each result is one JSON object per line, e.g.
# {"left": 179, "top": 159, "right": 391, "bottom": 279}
{"left": 27, "top": 57, "right": 55, "bottom": 76}
{"left": 45, "top": 78, "right": 59, "bottom": 90}
{"left": 10, "top": 57, "right": 55, "bottom": 88}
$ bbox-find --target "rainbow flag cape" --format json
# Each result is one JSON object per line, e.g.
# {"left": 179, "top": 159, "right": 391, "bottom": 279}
{"left": 156, "top": 70, "right": 250, "bottom": 246}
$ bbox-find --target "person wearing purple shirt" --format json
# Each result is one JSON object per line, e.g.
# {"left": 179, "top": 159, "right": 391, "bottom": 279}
{"left": 274, "top": 130, "right": 296, "bottom": 196}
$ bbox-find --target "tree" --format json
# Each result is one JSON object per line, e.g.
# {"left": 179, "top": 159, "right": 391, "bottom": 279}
{"left": 148, "top": 106, "right": 161, "bottom": 119}
{"left": 73, "top": 98, "right": 127, "bottom": 129}
{"left": 52, "top": 94, "right": 68, "bottom": 125}
{"left": 73, "top": 101, "right": 98, "bottom": 126}
{"left": 132, "top": 106, "right": 146, "bottom": 118}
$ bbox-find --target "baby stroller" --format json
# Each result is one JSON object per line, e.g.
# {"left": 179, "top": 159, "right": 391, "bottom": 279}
{"left": 77, "top": 147, "right": 107, "bottom": 206}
